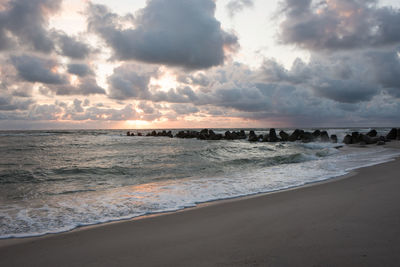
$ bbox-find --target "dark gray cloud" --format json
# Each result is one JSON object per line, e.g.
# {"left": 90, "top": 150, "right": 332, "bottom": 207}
{"left": 226, "top": 0, "right": 254, "bottom": 17}
{"left": 170, "top": 103, "right": 199, "bottom": 115}
{"left": 279, "top": 0, "right": 400, "bottom": 50}
{"left": 87, "top": 0, "right": 238, "bottom": 69}
{"left": 107, "top": 64, "right": 158, "bottom": 100}
{"left": 366, "top": 50, "right": 400, "bottom": 89}
{"left": 137, "top": 102, "right": 162, "bottom": 121}
{"left": 54, "top": 32, "right": 92, "bottom": 59}
{"left": 0, "top": 93, "right": 33, "bottom": 111}
{"left": 67, "top": 63, "right": 93, "bottom": 77}
{"left": 8, "top": 54, "right": 104, "bottom": 96}
{"left": 177, "top": 72, "right": 210, "bottom": 87}
{"left": 312, "top": 79, "right": 377, "bottom": 103}
{"left": 28, "top": 104, "right": 61, "bottom": 120}
{"left": 11, "top": 55, "right": 67, "bottom": 84}
{"left": 258, "top": 50, "right": 399, "bottom": 104}
{"left": 44, "top": 77, "right": 106, "bottom": 96}
{"left": 260, "top": 58, "right": 309, "bottom": 84}
{"left": 0, "top": 0, "right": 61, "bottom": 52}
{"left": 78, "top": 77, "right": 106, "bottom": 95}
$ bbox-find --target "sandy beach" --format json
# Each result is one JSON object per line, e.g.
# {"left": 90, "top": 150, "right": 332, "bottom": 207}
{"left": 1, "top": 144, "right": 400, "bottom": 266}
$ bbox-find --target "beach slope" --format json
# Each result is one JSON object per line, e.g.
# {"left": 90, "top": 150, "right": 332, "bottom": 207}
{"left": 1, "top": 157, "right": 400, "bottom": 266}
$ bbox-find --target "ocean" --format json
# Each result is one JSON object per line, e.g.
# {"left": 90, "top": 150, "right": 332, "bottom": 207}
{"left": 1, "top": 128, "right": 399, "bottom": 239}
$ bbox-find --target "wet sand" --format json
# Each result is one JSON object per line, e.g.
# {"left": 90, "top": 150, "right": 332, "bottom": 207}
{"left": 1, "top": 143, "right": 400, "bottom": 266}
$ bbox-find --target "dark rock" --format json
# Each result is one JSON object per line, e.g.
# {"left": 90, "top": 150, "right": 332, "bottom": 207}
{"left": 191, "top": 131, "right": 199, "bottom": 138}
{"left": 126, "top": 131, "right": 131, "bottom": 136}
{"left": 262, "top": 134, "right": 269, "bottom": 142}
{"left": 175, "top": 131, "right": 198, "bottom": 138}
{"left": 330, "top": 135, "right": 338, "bottom": 143}
{"left": 397, "top": 129, "right": 400, "bottom": 140}
{"left": 131, "top": 132, "right": 135, "bottom": 136}
{"left": 137, "top": 132, "right": 142, "bottom": 136}
{"left": 362, "top": 135, "right": 378, "bottom": 144}
{"left": 320, "top": 131, "right": 330, "bottom": 142}
{"left": 167, "top": 131, "right": 173, "bottom": 138}
{"left": 248, "top": 130, "right": 258, "bottom": 142}
{"left": 269, "top": 128, "right": 279, "bottom": 142}
{"left": 198, "top": 133, "right": 207, "bottom": 140}
{"left": 211, "top": 133, "right": 223, "bottom": 140}
{"left": 343, "top": 134, "right": 352, "bottom": 144}
{"left": 312, "top": 130, "right": 321, "bottom": 138}
{"left": 300, "top": 132, "right": 314, "bottom": 143}
{"left": 225, "top": 131, "right": 241, "bottom": 140}
{"left": 176, "top": 131, "right": 185, "bottom": 138}
{"left": 200, "top": 129, "right": 208, "bottom": 135}
{"left": 248, "top": 135, "right": 258, "bottom": 142}
{"left": 377, "top": 141, "right": 385, "bottom": 146}
{"left": 279, "top": 131, "right": 289, "bottom": 141}
{"left": 386, "top": 128, "right": 397, "bottom": 140}
{"left": 151, "top": 130, "right": 157, "bottom": 136}
{"left": 239, "top": 130, "right": 246, "bottom": 139}
{"left": 367, "top": 129, "right": 377, "bottom": 137}
{"left": 231, "top": 132, "right": 240, "bottom": 140}
{"left": 351, "top": 132, "right": 360, "bottom": 143}
{"left": 289, "top": 129, "right": 301, "bottom": 142}
{"left": 225, "top": 131, "right": 232, "bottom": 140}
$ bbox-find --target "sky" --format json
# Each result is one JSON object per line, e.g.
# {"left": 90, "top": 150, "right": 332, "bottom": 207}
{"left": 1, "top": 0, "right": 400, "bottom": 130}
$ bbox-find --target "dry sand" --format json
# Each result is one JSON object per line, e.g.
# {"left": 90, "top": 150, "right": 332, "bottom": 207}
{"left": 1, "top": 143, "right": 400, "bottom": 266}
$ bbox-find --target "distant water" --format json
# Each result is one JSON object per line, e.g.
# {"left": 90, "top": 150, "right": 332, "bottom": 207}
{"left": 1, "top": 128, "right": 399, "bottom": 238}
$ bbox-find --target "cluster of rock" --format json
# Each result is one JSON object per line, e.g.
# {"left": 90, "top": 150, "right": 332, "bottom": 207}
{"left": 342, "top": 128, "right": 400, "bottom": 145}
{"left": 126, "top": 130, "right": 173, "bottom": 138}
{"left": 126, "top": 128, "right": 399, "bottom": 146}
{"left": 175, "top": 129, "right": 246, "bottom": 140}
{"left": 127, "top": 128, "right": 339, "bottom": 143}
{"left": 247, "top": 129, "right": 336, "bottom": 143}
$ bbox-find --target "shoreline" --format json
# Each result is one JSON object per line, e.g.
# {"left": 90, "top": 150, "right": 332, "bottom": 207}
{"left": 1, "top": 141, "right": 400, "bottom": 244}
{"left": 1, "top": 142, "right": 400, "bottom": 266}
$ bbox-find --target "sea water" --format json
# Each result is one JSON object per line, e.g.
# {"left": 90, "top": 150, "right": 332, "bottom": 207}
{"left": 0, "top": 128, "right": 399, "bottom": 238}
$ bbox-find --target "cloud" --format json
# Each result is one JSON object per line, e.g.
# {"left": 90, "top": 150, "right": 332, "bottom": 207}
{"left": 177, "top": 72, "right": 210, "bottom": 87}
{"left": 226, "top": 0, "right": 254, "bottom": 17}
{"left": 0, "top": 93, "right": 33, "bottom": 111}
{"left": 43, "top": 77, "right": 106, "bottom": 96}
{"left": 67, "top": 63, "right": 93, "bottom": 77}
{"left": 0, "top": 0, "right": 62, "bottom": 52}
{"left": 79, "top": 77, "right": 106, "bottom": 95}
{"left": 366, "top": 49, "right": 400, "bottom": 89}
{"left": 87, "top": 0, "right": 238, "bottom": 69}
{"left": 312, "top": 79, "right": 378, "bottom": 103}
{"left": 11, "top": 55, "right": 66, "bottom": 84}
{"left": 54, "top": 32, "right": 92, "bottom": 59}
{"left": 170, "top": 103, "right": 199, "bottom": 115}
{"left": 64, "top": 104, "right": 138, "bottom": 121}
{"left": 279, "top": 0, "right": 400, "bottom": 50}
{"left": 8, "top": 54, "right": 105, "bottom": 96}
{"left": 107, "top": 63, "right": 158, "bottom": 100}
